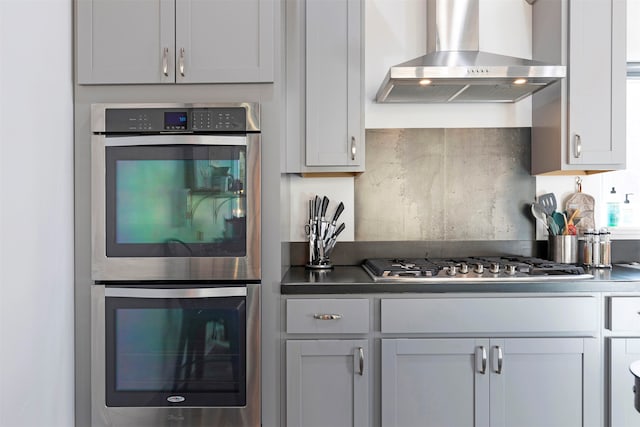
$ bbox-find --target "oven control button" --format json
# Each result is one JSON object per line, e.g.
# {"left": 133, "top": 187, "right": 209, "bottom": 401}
{"left": 474, "top": 263, "right": 484, "bottom": 274}
{"left": 489, "top": 262, "right": 501, "bottom": 274}
{"left": 505, "top": 264, "right": 518, "bottom": 275}
{"left": 459, "top": 263, "right": 469, "bottom": 274}
{"left": 447, "top": 265, "right": 457, "bottom": 276}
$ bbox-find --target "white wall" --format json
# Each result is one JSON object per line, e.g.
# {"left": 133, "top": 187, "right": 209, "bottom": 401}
{"left": 0, "top": 1, "right": 75, "bottom": 426}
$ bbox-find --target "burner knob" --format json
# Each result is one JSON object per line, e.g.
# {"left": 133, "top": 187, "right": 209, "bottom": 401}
{"left": 505, "top": 264, "right": 518, "bottom": 275}
{"left": 447, "top": 265, "right": 457, "bottom": 276}
{"left": 459, "top": 263, "right": 469, "bottom": 274}
{"left": 489, "top": 262, "right": 501, "bottom": 274}
{"left": 474, "top": 263, "right": 484, "bottom": 274}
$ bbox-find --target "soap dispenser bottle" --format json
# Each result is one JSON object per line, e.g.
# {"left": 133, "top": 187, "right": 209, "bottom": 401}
{"left": 607, "top": 187, "right": 620, "bottom": 227}
{"left": 621, "top": 193, "right": 635, "bottom": 226}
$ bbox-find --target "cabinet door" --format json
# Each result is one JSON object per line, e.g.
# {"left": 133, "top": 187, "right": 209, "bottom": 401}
{"left": 286, "top": 340, "right": 369, "bottom": 427}
{"left": 76, "top": 0, "right": 175, "bottom": 84}
{"left": 175, "top": 0, "right": 274, "bottom": 83}
{"left": 489, "top": 338, "right": 600, "bottom": 427}
{"left": 381, "top": 339, "right": 490, "bottom": 427}
{"left": 305, "top": 0, "right": 363, "bottom": 167}
{"left": 610, "top": 338, "right": 640, "bottom": 427}
{"left": 567, "top": 0, "right": 625, "bottom": 166}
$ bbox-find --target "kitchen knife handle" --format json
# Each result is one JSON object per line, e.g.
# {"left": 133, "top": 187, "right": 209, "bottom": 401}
{"left": 162, "top": 47, "right": 169, "bottom": 76}
{"left": 331, "top": 202, "right": 345, "bottom": 223}
{"left": 321, "top": 196, "right": 330, "bottom": 217}
{"left": 351, "top": 136, "right": 356, "bottom": 161}
{"left": 358, "top": 347, "right": 364, "bottom": 376}
{"left": 494, "top": 346, "right": 503, "bottom": 374}
{"left": 313, "top": 313, "right": 342, "bottom": 320}
{"left": 179, "top": 47, "right": 185, "bottom": 77}
{"left": 478, "top": 346, "right": 487, "bottom": 374}
{"left": 574, "top": 134, "right": 582, "bottom": 158}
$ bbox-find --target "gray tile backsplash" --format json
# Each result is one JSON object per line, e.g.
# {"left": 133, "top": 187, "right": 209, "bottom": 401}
{"left": 355, "top": 128, "right": 535, "bottom": 241}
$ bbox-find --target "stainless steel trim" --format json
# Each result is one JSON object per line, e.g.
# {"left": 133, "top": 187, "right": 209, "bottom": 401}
{"left": 574, "top": 134, "right": 582, "bottom": 158}
{"left": 313, "top": 313, "right": 342, "bottom": 320}
{"left": 105, "top": 286, "right": 247, "bottom": 299}
{"left": 91, "top": 283, "right": 261, "bottom": 427}
{"left": 479, "top": 346, "right": 487, "bottom": 374}
{"left": 358, "top": 347, "right": 364, "bottom": 376}
{"left": 90, "top": 103, "right": 261, "bottom": 133}
{"left": 629, "top": 62, "right": 640, "bottom": 78}
{"left": 495, "top": 346, "right": 503, "bottom": 374}
{"left": 162, "top": 47, "right": 169, "bottom": 76}
{"left": 179, "top": 47, "right": 185, "bottom": 77}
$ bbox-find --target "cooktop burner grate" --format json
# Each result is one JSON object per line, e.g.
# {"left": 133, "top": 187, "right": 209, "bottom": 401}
{"left": 363, "top": 256, "right": 592, "bottom": 282}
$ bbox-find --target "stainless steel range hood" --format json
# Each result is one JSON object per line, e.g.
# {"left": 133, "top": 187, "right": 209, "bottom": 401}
{"left": 376, "top": 0, "right": 566, "bottom": 103}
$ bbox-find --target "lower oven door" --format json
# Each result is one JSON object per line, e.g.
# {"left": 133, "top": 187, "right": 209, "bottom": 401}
{"left": 91, "top": 283, "right": 260, "bottom": 427}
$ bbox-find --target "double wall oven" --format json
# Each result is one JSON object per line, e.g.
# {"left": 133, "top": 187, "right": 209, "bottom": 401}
{"left": 90, "top": 103, "right": 260, "bottom": 427}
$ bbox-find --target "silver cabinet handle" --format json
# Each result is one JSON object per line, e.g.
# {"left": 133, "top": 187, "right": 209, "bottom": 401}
{"left": 574, "top": 134, "right": 582, "bottom": 158}
{"left": 358, "top": 347, "right": 364, "bottom": 376}
{"left": 478, "top": 346, "right": 487, "bottom": 374}
{"left": 179, "top": 47, "right": 185, "bottom": 77}
{"left": 350, "top": 136, "right": 356, "bottom": 161}
{"left": 494, "top": 346, "right": 503, "bottom": 374}
{"left": 162, "top": 47, "right": 169, "bottom": 76}
{"left": 313, "top": 313, "right": 342, "bottom": 320}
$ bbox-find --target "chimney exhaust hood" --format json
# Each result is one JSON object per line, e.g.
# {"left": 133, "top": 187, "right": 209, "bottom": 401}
{"left": 376, "top": 0, "right": 566, "bottom": 103}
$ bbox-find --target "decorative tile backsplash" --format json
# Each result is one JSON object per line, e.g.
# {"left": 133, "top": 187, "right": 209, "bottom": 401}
{"left": 355, "top": 128, "right": 535, "bottom": 241}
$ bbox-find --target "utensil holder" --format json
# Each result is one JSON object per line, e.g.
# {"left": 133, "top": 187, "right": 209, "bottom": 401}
{"left": 548, "top": 235, "right": 578, "bottom": 264}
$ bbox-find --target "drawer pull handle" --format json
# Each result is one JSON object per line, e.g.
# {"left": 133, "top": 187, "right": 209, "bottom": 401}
{"left": 358, "top": 347, "right": 364, "bottom": 376}
{"left": 313, "top": 313, "right": 342, "bottom": 320}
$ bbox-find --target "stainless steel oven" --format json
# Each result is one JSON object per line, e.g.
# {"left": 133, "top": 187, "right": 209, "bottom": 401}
{"left": 89, "top": 103, "right": 261, "bottom": 426}
{"left": 91, "top": 283, "right": 260, "bottom": 427}
{"left": 91, "top": 103, "right": 260, "bottom": 281}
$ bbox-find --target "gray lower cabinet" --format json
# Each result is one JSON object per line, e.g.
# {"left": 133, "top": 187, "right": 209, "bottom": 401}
{"left": 285, "top": 0, "right": 364, "bottom": 172}
{"left": 286, "top": 340, "right": 369, "bottom": 427}
{"left": 609, "top": 338, "right": 640, "bottom": 427}
{"left": 382, "top": 337, "right": 599, "bottom": 427}
{"left": 76, "top": 0, "right": 274, "bottom": 84}
{"left": 532, "top": 0, "right": 626, "bottom": 174}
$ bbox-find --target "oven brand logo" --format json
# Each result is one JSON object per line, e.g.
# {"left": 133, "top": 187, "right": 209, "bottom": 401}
{"left": 167, "top": 396, "right": 186, "bottom": 403}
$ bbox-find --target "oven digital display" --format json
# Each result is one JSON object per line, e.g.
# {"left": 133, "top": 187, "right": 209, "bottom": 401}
{"left": 164, "top": 112, "right": 188, "bottom": 130}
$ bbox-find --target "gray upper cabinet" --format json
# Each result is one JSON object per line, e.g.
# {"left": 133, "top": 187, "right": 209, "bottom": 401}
{"left": 285, "top": 0, "right": 364, "bottom": 172}
{"left": 76, "top": 0, "right": 274, "bottom": 84}
{"left": 532, "top": 0, "right": 626, "bottom": 175}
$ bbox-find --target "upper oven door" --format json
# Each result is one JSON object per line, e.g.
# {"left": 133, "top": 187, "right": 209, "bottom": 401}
{"left": 92, "top": 133, "right": 260, "bottom": 281}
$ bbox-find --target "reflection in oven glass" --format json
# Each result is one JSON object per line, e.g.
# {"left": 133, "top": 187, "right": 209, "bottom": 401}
{"left": 115, "top": 308, "right": 241, "bottom": 393}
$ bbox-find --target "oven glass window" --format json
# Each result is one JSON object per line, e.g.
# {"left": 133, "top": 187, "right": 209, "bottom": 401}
{"left": 106, "top": 144, "right": 247, "bottom": 257}
{"left": 105, "top": 294, "right": 246, "bottom": 407}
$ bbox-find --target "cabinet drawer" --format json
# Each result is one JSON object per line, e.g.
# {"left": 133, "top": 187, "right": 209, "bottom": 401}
{"left": 610, "top": 297, "right": 640, "bottom": 331}
{"left": 286, "top": 299, "right": 369, "bottom": 334}
{"left": 381, "top": 297, "right": 598, "bottom": 334}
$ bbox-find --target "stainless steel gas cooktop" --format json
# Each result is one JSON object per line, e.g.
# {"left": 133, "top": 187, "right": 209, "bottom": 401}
{"left": 362, "top": 256, "right": 594, "bottom": 282}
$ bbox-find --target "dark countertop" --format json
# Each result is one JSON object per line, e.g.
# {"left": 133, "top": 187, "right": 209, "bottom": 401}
{"left": 281, "top": 264, "right": 640, "bottom": 294}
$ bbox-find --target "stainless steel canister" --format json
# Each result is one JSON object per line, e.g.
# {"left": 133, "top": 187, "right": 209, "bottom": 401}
{"left": 548, "top": 235, "right": 578, "bottom": 263}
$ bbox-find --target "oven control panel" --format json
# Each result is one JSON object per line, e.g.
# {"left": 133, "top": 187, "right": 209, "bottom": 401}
{"left": 104, "top": 107, "right": 248, "bottom": 133}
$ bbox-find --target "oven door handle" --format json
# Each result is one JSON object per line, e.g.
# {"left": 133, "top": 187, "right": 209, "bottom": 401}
{"left": 101, "top": 134, "right": 249, "bottom": 147}
{"left": 104, "top": 287, "right": 246, "bottom": 298}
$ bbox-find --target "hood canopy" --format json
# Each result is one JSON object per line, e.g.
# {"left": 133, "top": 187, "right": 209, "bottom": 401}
{"left": 376, "top": 0, "right": 565, "bottom": 103}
